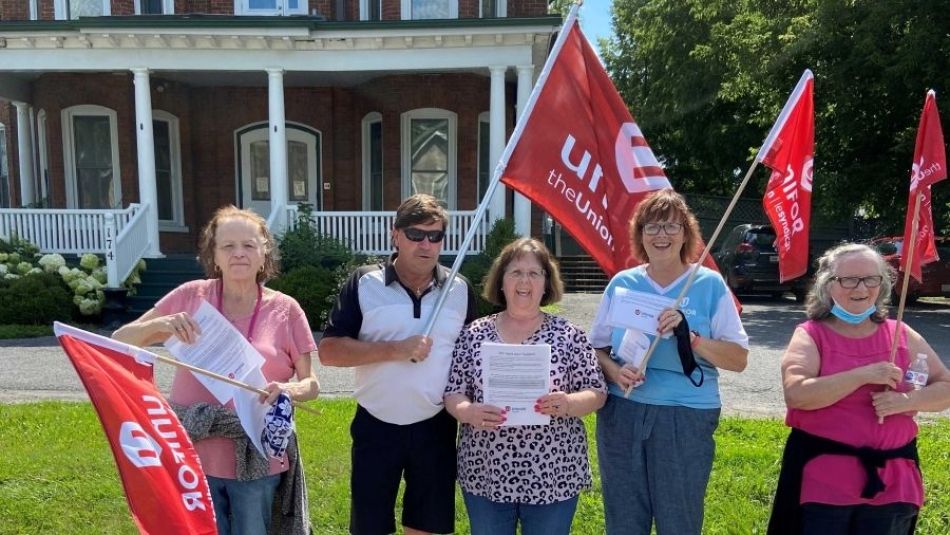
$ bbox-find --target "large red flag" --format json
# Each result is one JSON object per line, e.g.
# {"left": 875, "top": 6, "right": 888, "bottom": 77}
{"left": 760, "top": 70, "right": 815, "bottom": 283}
{"left": 900, "top": 90, "right": 947, "bottom": 282}
{"left": 499, "top": 11, "right": 673, "bottom": 276}
{"left": 55, "top": 323, "right": 217, "bottom": 535}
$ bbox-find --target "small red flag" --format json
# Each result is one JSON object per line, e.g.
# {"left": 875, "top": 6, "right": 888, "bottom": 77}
{"left": 760, "top": 70, "right": 815, "bottom": 283}
{"left": 900, "top": 90, "right": 947, "bottom": 282}
{"left": 55, "top": 323, "right": 217, "bottom": 535}
{"left": 499, "top": 11, "right": 719, "bottom": 277}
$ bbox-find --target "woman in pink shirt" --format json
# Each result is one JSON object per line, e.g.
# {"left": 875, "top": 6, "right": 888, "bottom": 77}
{"left": 768, "top": 243, "right": 950, "bottom": 535}
{"left": 113, "top": 206, "right": 319, "bottom": 535}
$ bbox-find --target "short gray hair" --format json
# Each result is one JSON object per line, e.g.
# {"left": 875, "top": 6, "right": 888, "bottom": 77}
{"left": 805, "top": 242, "right": 894, "bottom": 322}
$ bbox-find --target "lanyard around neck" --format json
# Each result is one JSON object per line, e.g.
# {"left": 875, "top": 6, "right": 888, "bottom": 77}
{"left": 216, "top": 279, "right": 263, "bottom": 343}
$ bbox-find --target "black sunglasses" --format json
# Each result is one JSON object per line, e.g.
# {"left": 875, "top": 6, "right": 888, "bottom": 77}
{"left": 402, "top": 227, "right": 446, "bottom": 243}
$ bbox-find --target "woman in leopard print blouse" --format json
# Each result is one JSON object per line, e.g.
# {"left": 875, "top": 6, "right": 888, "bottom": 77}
{"left": 444, "top": 238, "right": 607, "bottom": 535}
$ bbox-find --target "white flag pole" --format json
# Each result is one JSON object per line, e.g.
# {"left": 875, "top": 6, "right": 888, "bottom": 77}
{"left": 421, "top": 3, "right": 583, "bottom": 336}
{"left": 624, "top": 69, "right": 813, "bottom": 396}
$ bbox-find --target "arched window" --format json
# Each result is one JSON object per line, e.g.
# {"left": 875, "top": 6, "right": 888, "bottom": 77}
{"left": 401, "top": 108, "right": 457, "bottom": 208}
{"left": 362, "top": 112, "right": 384, "bottom": 210}
{"left": 61, "top": 105, "right": 121, "bottom": 209}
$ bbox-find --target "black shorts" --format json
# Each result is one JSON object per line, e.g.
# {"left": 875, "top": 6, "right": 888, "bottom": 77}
{"left": 349, "top": 405, "right": 458, "bottom": 535}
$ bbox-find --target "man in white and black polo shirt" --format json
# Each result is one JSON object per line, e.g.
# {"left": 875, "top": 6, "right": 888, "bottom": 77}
{"left": 320, "top": 194, "right": 478, "bottom": 535}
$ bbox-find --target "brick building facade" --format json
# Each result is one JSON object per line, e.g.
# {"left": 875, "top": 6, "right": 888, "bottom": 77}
{"left": 0, "top": 1, "right": 557, "bottom": 256}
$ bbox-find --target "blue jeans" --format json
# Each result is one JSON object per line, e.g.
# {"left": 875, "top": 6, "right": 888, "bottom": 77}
{"left": 596, "top": 395, "right": 720, "bottom": 535}
{"left": 462, "top": 491, "right": 579, "bottom": 535}
{"left": 208, "top": 474, "right": 281, "bottom": 535}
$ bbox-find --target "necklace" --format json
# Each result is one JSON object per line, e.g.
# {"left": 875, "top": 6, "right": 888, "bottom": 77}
{"left": 497, "top": 311, "right": 544, "bottom": 344}
{"left": 216, "top": 279, "right": 263, "bottom": 342}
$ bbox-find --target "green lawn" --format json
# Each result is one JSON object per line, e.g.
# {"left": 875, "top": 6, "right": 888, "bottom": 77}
{"left": 1, "top": 400, "right": 948, "bottom": 534}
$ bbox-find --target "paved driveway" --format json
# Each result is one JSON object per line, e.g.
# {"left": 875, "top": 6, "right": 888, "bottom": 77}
{"left": 2, "top": 294, "right": 948, "bottom": 417}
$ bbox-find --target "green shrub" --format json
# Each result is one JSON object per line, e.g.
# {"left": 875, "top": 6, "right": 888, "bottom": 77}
{"left": 458, "top": 218, "right": 520, "bottom": 316}
{"left": 279, "top": 203, "right": 353, "bottom": 273}
{"left": 267, "top": 265, "right": 341, "bottom": 330}
{"left": 0, "top": 272, "right": 73, "bottom": 325}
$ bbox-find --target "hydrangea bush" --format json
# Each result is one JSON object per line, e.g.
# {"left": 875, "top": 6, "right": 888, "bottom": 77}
{"left": 6, "top": 248, "right": 146, "bottom": 318}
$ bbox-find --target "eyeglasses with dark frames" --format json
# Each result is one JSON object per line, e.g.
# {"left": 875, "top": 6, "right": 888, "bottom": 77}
{"left": 402, "top": 227, "right": 446, "bottom": 243}
{"left": 830, "top": 275, "right": 884, "bottom": 289}
{"left": 643, "top": 222, "right": 684, "bottom": 236}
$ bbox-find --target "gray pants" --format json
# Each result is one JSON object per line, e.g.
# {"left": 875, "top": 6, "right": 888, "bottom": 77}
{"left": 596, "top": 395, "right": 720, "bottom": 535}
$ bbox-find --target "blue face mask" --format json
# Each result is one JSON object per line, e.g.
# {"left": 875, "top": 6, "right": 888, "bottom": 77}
{"left": 830, "top": 300, "right": 877, "bottom": 324}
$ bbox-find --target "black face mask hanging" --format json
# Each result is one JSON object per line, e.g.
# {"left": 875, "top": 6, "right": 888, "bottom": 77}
{"left": 673, "top": 310, "right": 704, "bottom": 387}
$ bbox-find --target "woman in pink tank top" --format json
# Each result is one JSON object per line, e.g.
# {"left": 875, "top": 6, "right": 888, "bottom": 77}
{"left": 767, "top": 243, "right": 950, "bottom": 535}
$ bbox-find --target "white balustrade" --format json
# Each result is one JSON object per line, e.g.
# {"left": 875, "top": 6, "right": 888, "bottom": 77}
{"left": 0, "top": 204, "right": 147, "bottom": 288}
{"left": 284, "top": 207, "right": 489, "bottom": 255}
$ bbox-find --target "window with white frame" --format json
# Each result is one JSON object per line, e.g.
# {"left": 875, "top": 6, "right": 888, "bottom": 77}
{"left": 479, "top": 0, "right": 506, "bottom": 17}
{"left": 56, "top": 0, "right": 111, "bottom": 19}
{"left": 360, "top": 0, "right": 383, "bottom": 20}
{"left": 30, "top": 0, "right": 39, "bottom": 20}
{"left": 362, "top": 112, "right": 384, "bottom": 210}
{"left": 152, "top": 111, "right": 185, "bottom": 228}
{"left": 401, "top": 109, "right": 457, "bottom": 208}
{"left": 37, "top": 110, "right": 50, "bottom": 203}
{"left": 0, "top": 124, "right": 9, "bottom": 208}
{"left": 401, "top": 0, "right": 458, "bottom": 20}
{"left": 62, "top": 105, "right": 121, "bottom": 209}
{"left": 135, "top": 0, "right": 174, "bottom": 14}
{"left": 236, "top": 0, "right": 307, "bottom": 16}
{"left": 477, "top": 112, "right": 490, "bottom": 202}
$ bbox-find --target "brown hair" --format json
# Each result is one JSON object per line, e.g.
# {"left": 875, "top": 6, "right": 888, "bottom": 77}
{"left": 393, "top": 194, "right": 449, "bottom": 230}
{"left": 628, "top": 189, "right": 701, "bottom": 264}
{"left": 197, "top": 206, "right": 279, "bottom": 283}
{"left": 482, "top": 238, "right": 564, "bottom": 307}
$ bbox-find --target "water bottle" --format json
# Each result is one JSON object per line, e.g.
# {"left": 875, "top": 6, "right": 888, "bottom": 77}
{"left": 904, "top": 353, "right": 929, "bottom": 391}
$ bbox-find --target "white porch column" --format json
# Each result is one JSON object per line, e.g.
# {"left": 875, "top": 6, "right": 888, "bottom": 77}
{"left": 12, "top": 102, "right": 34, "bottom": 206}
{"left": 513, "top": 65, "right": 534, "bottom": 236}
{"left": 267, "top": 67, "right": 289, "bottom": 232}
{"left": 488, "top": 65, "right": 507, "bottom": 223}
{"left": 132, "top": 68, "right": 163, "bottom": 257}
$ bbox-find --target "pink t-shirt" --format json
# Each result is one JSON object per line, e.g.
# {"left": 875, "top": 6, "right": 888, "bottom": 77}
{"left": 156, "top": 279, "right": 317, "bottom": 479}
{"left": 787, "top": 319, "right": 922, "bottom": 507}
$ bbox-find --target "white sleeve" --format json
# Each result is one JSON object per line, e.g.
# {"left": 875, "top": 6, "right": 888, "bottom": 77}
{"left": 710, "top": 293, "right": 749, "bottom": 349}
{"left": 589, "top": 291, "right": 614, "bottom": 349}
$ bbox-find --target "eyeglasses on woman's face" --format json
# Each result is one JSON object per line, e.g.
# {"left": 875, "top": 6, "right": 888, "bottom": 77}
{"left": 402, "top": 227, "right": 446, "bottom": 243}
{"left": 830, "top": 275, "right": 884, "bottom": 289}
{"left": 504, "top": 268, "right": 546, "bottom": 281}
{"left": 642, "top": 222, "right": 683, "bottom": 236}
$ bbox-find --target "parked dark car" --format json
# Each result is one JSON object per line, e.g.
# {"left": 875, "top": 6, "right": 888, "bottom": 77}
{"left": 869, "top": 236, "right": 950, "bottom": 304}
{"left": 714, "top": 224, "right": 810, "bottom": 302}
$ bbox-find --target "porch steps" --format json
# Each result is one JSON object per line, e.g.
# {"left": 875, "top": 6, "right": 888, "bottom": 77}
{"left": 558, "top": 255, "right": 609, "bottom": 294}
{"left": 125, "top": 255, "right": 205, "bottom": 319}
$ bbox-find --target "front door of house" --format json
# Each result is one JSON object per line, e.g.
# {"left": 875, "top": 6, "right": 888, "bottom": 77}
{"left": 238, "top": 124, "right": 321, "bottom": 220}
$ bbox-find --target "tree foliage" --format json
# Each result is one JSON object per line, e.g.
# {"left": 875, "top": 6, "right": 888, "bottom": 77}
{"left": 603, "top": 0, "right": 950, "bottom": 233}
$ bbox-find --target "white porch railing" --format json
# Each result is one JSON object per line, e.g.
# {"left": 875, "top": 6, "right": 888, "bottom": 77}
{"left": 283, "top": 206, "right": 490, "bottom": 255}
{"left": 0, "top": 204, "right": 149, "bottom": 287}
{"left": 105, "top": 203, "right": 150, "bottom": 288}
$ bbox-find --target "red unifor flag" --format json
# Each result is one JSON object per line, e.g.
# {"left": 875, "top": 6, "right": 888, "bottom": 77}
{"left": 55, "top": 322, "right": 217, "bottom": 535}
{"left": 900, "top": 90, "right": 947, "bottom": 282}
{"left": 500, "top": 9, "right": 679, "bottom": 276}
{"left": 760, "top": 70, "right": 815, "bottom": 283}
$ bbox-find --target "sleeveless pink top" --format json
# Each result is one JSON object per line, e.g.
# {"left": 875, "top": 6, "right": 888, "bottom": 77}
{"left": 786, "top": 319, "right": 922, "bottom": 507}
